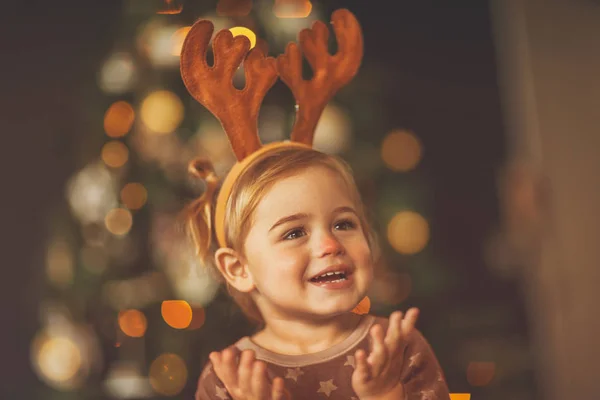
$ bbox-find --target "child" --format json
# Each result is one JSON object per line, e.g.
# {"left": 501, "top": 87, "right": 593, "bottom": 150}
{"left": 180, "top": 8, "right": 450, "bottom": 400}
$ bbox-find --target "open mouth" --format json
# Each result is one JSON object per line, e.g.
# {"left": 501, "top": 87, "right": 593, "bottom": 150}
{"left": 309, "top": 271, "right": 349, "bottom": 284}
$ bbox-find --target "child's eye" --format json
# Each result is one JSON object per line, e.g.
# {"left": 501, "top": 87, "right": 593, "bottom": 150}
{"left": 283, "top": 227, "right": 306, "bottom": 241}
{"left": 334, "top": 219, "right": 357, "bottom": 231}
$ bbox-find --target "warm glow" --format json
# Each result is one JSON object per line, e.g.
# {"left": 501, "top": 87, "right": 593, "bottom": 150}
{"left": 33, "top": 335, "right": 82, "bottom": 385}
{"left": 149, "top": 353, "right": 188, "bottom": 396}
{"left": 46, "top": 239, "right": 74, "bottom": 288}
{"left": 228, "top": 26, "right": 257, "bottom": 49}
{"left": 217, "top": 0, "right": 252, "bottom": 16}
{"left": 171, "top": 26, "right": 191, "bottom": 56}
{"left": 140, "top": 90, "right": 184, "bottom": 135}
{"left": 120, "top": 183, "right": 148, "bottom": 210}
{"left": 450, "top": 395, "right": 471, "bottom": 400}
{"left": 99, "top": 52, "right": 136, "bottom": 94}
{"left": 118, "top": 309, "right": 147, "bottom": 338}
{"left": 104, "top": 101, "right": 135, "bottom": 138}
{"left": 381, "top": 129, "right": 423, "bottom": 172}
{"left": 161, "top": 300, "right": 193, "bottom": 329}
{"left": 273, "top": 0, "right": 312, "bottom": 18}
{"left": 156, "top": 0, "right": 183, "bottom": 14}
{"left": 101, "top": 141, "right": 129, "bottom": 168}
{"left": 387, "top": 211, "right": 430, "bottom": 254}
{"left": 467, "top": 361, "right": 496, "bottom": 386}
{"left": 188, "top": 307, "right": 207, "bottom": 330}
{"left": 105, "top": 208, "right": 133, "bottom": 236}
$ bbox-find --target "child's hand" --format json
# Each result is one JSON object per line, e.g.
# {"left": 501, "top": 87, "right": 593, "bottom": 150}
{"left": 210, "top": 348, "right": 288, "bottom": 400}
{"left": 351, "top": 308, "right": 420, "bottom": 400}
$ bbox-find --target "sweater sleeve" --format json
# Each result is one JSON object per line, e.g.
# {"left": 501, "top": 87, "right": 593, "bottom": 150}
{"left": 401, "top": 329, "right": 451, "bottom": 400}
{"left": 195, "top": 361, "right": 232, "bottom": 400}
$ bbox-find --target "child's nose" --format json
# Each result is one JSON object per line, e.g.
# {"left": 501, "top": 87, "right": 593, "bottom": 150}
{"left": 316, "top": 232, "right": 345, "bottom": 257}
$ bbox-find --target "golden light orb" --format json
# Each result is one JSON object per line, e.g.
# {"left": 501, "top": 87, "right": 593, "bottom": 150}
{"left": 118, "top": 309, "right": 148, "bottom": 338}
{"left": 273, "top": 0, "right": 312, "bottom": 18}
{"left": 381, "top": 129, "right": 423, "bottom": 172}
{"left": 140, "top": 90, "right": 184, "bottom": 135}
{"left": 149, "top": 353, "right": 188, "bottom": 396}
{"left": 171, "top": 26, "right": 191, "bottom": 56}
{"left": 386, "top": 211, "right": 430, "bottom": 254}
{"left": 104, "top": 101, "right": 135, "bottom": 138}
{"left": 228, "top": 26, "right": 257, "bottom": 49}
{"left": 161, "top": 300, "right": 193, "bottom": 329}
{"left": 104, "top": 208, "right": 133, "bottom": 236}
{"left": 101, "top": 141, "right": 129, "bottom": 168}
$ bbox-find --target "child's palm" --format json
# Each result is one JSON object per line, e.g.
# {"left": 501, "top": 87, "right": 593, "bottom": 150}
{"left": 210, "top": 348, "right": 287, "bottom": 400}
{"left": 351, "top": 308, "right": 419, "bottom": 400}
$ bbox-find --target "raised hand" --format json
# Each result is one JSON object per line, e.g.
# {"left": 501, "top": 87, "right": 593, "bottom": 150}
{"left": 352, "top": 308, "right": 420, "bottom": 400}
{"left": 210, "top": 348, "right": 288, "bottom": 400}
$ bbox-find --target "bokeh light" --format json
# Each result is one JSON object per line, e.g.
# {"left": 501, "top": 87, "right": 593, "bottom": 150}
{"left": 450, "top": 395, "right": 471, "bottom": 400}
{"left": 273, "top": 0, "right": 312, "bottom": 18}
{"left": 31, "top": 330, "right": 85, "bottom": 391}
{"left": 312, "top": 103, "right": 352, "bottom": 155}
{"left": 104, "top": 362, "right": 153, "bottom": 399}
{"left": 118, "top": 309, "right": 147, "bottom": 338}
{"left": 99, "top": 52, "right": 136, "bottom": 94}
{"left": 67, "top": 162, "right": 118, "bottom": 224}
{"left": 101, "top": 141, "right": 129, "bottom": 168}
{"left": 140, "top": 90, "right": 184, "bottom": 135}
{"left": 156, "top": 0, "right": 183, "bottom": 14}
{"left": 217, "top": 0, "right": 252, "bottom": 16}
{"left": 228, "top": 26, "right": 257, "bottom": 49}
{"left": 187, "top": 307, "right": 206, "bottom": 330}
{"left": 381, "top": 129, "right": 423, "bottom": 172}
{"left": 104, "top": 101, "right": 135, "bottom": 138}
{"left": 105, "top": 208, "right": 133, "bottom": 236}
{"left": 170, "top": 26, "right": 191, "bottom": 56}
{"left": 387, "top": 211, "right": 430, "bottom": 254}
{"left": 120, "top": 183, "right": 148, "bottom": 210}
{"left": 161, "top": 300, "right": 192, "bottom": 329}
{"left": 149, "top": 353, "right": 188, "bottom": 396}
{"left": 467, "top": 361, "right": 496, "bottom": 386}
{"left": 46, "top": 238, "right": 74, "bottom": 289}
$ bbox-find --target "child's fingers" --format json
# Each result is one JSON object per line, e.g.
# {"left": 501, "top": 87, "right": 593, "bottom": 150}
{"left": 384, "top": 311, "right": 403, "bottom": 356}
{"left": 237, "top": 349, "right": 256, "bottom": 393}
{"left": 218, "top": 348, "right": 239, "bottom": 388}
{"left": 367, "top": 324, "right": 388, "bottom": 377}
{"left": 271, "top": 377, "right": 285, "bottom": 400}
{"left": 251, "top": 360, "right": 269, "bottom": 398}
{"left": 401, "top": 308, "right": 419, "bottom": 336}
{"left": 353, "top": 349, "right": 371, "bottom": 383}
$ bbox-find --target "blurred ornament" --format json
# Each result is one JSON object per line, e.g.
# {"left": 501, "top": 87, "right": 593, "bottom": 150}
{"left": 387, "top": 211, "right": 430, "bottom": 255}
{"left": 104, "top": 101, "right": 135, "bottom": 138}
{"left": 102, "top": 141, "right": 129, "bottom": 168}
{"left": 67, "top": 162, "right": 118, "bottom": 224}
{"left": 104, "top": 362, "right": 153, "bottom": 399}
{"left": 149, "top": 353, "right": 188, "bottom": 396}
{"left": 140, "top": 90, "right": 184, "bottom": 134}
{"left": 156, "top": 0, "right": 183, "bottom": 14}
{"left": 381, "top": 129, "right": 423, "bottom": 172}
{"left": 99, "top": 52, "right": 136, "bottom": 94}
{"left": 217, "top": 0, "right": 252, "bottom": 16}
{"left": 312, "top": 103, "right": 352, "bottom": 155}
{"left": 273, "top": 0, "right": 312, "bottom": 18}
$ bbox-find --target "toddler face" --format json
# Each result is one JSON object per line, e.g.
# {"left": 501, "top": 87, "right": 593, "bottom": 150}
{"left": 242, "top": 166, "right": 373, "bottom": 320}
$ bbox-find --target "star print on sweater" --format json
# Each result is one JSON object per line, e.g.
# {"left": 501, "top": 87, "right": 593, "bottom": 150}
{"left": 194, "top": 315, "right": 451, "bottom": 399}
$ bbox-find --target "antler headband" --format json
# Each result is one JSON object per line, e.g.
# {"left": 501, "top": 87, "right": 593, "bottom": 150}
{"left": 180, "top": 8, "right": 364, "bottom": 249}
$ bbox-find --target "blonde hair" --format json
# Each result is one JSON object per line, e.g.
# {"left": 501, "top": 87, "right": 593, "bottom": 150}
{"left": 185, "top": 146, "right": 379, "bottom": 325}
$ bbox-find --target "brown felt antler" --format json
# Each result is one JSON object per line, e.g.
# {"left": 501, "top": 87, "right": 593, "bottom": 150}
{"left": 180, "top": 20, "right": 279, "bottom": 161}
{"left": 277, "top": 9, "right": 364, "bottom": 146}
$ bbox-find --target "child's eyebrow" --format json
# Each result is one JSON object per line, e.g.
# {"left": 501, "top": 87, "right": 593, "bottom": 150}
{"left": 269, "top": 207, "right": 358, "bottom": 232}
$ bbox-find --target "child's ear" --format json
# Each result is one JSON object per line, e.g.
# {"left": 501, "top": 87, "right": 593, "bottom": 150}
{"left": 214, "top": 247, "right": 255, "bottom": 293}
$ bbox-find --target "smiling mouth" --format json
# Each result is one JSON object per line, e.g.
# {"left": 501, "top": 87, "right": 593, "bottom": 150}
{"left": 309, "top": 271, "right": 349, "bottom": 283}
